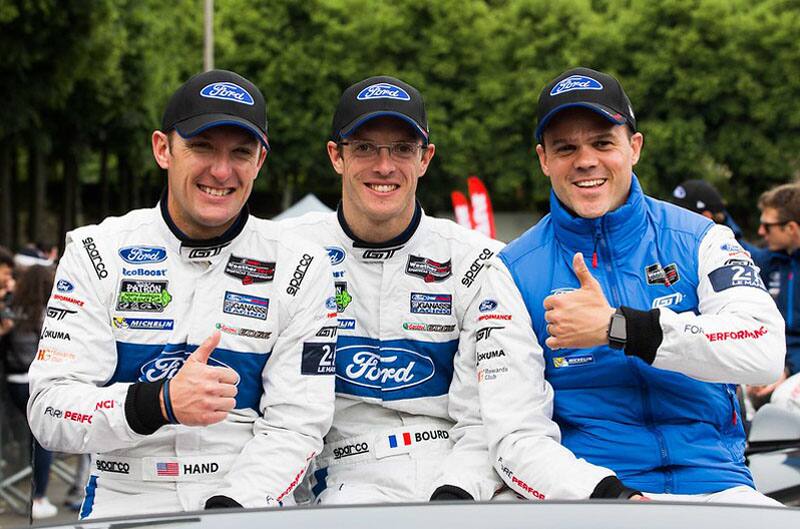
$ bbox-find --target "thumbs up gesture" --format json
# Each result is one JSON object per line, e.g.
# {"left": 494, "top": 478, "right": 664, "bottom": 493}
{"left": 542, "top": 253, "right": 616, "bottom": 350}
{"left": 163, "top": 332, "right": 239, "bottom": 426}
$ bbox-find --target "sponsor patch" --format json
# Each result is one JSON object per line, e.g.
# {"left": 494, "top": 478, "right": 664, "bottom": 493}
{"left": 216, "top": 322, "right": 271, "bottom": 340}
{"left": 357, "top": 82, "right": 411, "bottom": 101}
{"left": 705, "top": 326, "right": 768, "bottom": 342}
{"left": 552, "top": 354, "right": 594, "bottom": 368}
{"left": 549, "top": 287, "right": 576, "bottom": 295}
{"left": 410, "top": 292, "right": 452, "bottom": 315}
{"left": 709, "top": 264, "right": 766, "bottom": 292}
{"left": 96, "top": 460, "right": 130, "bottom": 474}
{"left": 335, "top": 282, "right": 352, "bottom": 312}
{"left": 362, "top": 247, "right": 402, "bottom": 260}
{"left": 477, "top": 365, "right": 508, "bottom": 382}
{"left": 139, "top": 347, "right": 239, "bottom": 383}
{"left": 113, "top": 317, "right": 174, "bottom": 331}
{"left": 402, "top": 322, "right": 456, "bottom": 333}
{"left": 479, "top": 299, "right": 498, "bottom": 312}
{"left": 222, "top": 291, "right": 269, "bottom": 320}
{"left": 82, "top": 237, "right": 108, "bottom": 279}
{"left": 326, "top": 246, "right": 346, "bottom": 266}
{"left": 225, "top": 255, "right": 275, "bottom": 285}
{"left": 56, "top": 279, "right": 74, "bottom": 293}
{"left": 187, "top": 245, "right": 226, "bottom": 260}
{"left": 406, "top": 255, "right": 452, "bottom": 283}
{"left": 339, "top": 318, "right": 356, "bottom": 330}
{"left": 325, "top": 296, "right": 337, "bottom": 311}
{"left": 334, "top": 442, "right": 369, "bottom": 460}
{"left": 286, "top": 254, "right": 313, "bottom": 295}
{"left": 476, "top": 349, "right": 506, "bottom": 365}
{"left": 651, "top": 292, "right": 684, "bottom": 309}
{"left": 478, "top": 313, "right": 512, "bottom": 321}
{"left": 315, "top": 326, "right": 337, "bottom": 338}
{"left": 476, "top": 326, "right": 503, "bottom": 342}
{"left": 462, "top": 248, "right": 494, "bottom": 287}
{"left": 36, "top": 348, "right": 76, "bottom": 363}
{"left": 645, "top": 262, "right": 680, "bottom": 286}
{"left": 301, "top": 342, "right": 336, "bottom": 375}
{"left": 46, "top": 306, "right": 77, "bottom": 320}
{"left": 54, "top": 294, "right": 84, "bottom": 307}
{"left": 123, "top": 268, "right": 167, "bottom": 277}
{"left": 200, "top": 82, "right": 255, "bottom": 105}
{"left": 340, "top": 346, "right": 435, "bottom": 390}
{"left": 116, "top": 280, "right": 172, "bottom": 312}
{"left": 40, "top": 327, "right": 71, "bottom": 341}
{"left": 550, "top": 75, "right": 603, "bottom": 96}
{"left": 119, "top": 246, "right": 167, "bottom": 264}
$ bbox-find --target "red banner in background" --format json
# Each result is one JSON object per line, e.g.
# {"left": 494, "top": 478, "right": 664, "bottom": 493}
{"left": 467, "top": 176, "right": 496, "bottom": 239}
{"left": 450, "top": 191, "right": 474, "bottom": 229}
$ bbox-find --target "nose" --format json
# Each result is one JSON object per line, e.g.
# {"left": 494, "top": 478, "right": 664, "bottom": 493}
{"left": 573, "top": 145, "right": 598, "bottom": 170}
{"left": 372, "top": 147, "right": 396, "bottom": 175}
{"left": 210, "top": 152, "right": 234, "bottom": 180}
{"left": 758, "top": 224, "right": 767, "bottom": 237}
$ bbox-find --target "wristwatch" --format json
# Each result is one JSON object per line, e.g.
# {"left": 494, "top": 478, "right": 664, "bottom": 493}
{"left": 607, "top": 308, "right": 627, "bottom": 350}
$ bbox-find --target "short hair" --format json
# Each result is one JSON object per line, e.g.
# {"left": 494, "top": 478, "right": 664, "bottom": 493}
{"left": 758, "top": 183, "right": 800, "bottom": 223}
{"left": 0, "top": 245, "right": 13, "bottom": 269}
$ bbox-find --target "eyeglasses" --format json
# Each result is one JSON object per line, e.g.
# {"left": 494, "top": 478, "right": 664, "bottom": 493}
{"left": 339, "top": 140, "right": 423, "bottom": 161}
{"left": 760, "top": 220, "right": 790, "bottom": 231}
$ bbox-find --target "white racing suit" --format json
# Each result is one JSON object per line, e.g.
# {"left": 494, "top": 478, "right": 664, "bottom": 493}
{"left": 772, "top": 372, "right": 800, "bottom": 413}
{"left": 280, "top": 205, "right": 504, "bottom": 503}
{"left": 27, "top": 201, "right": 337, "bottom": 518}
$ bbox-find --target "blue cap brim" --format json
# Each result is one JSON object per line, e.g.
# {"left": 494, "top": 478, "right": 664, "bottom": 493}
{"left": 175, "top": 116, "right": 270, "bottom": 150}
{"left": 339, "top": 111, "right": 429, "bottom": 144}
{"left": 535, "top": 103, "right": 627, "bottom": 143}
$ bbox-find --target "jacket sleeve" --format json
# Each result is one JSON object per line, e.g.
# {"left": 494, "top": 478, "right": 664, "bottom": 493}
{"left": 477, "top": 259, "right": 614, "bottom": 500}
{"left": 212, "top": 247, "right": 336, "bottom": 507}
{"left": 652, "top": 225, "right": 785, "bottom": 384}
{"left": 27, "top": 232, "right": 147, "bottom": 453}
{"left": 433, "top": 246, "right": 505, "bottom": 500}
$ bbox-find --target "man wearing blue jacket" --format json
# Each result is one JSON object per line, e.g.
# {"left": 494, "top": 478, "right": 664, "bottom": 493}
{"left": 473, "top": 67, "right": 785, "bottom": 504}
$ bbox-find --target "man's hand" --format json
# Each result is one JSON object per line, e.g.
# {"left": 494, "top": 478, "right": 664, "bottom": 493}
{"left": 747, "top": 368, "right": 789, "bottom": 409}
{"left": 543, "top": 252, "right": 615, "bottom": 350}
{"left": 163, "top": 332, "right": 238, "bottom": 425}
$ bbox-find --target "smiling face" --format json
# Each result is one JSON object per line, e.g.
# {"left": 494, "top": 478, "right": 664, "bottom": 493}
{"left": 536, "top": 107, "right": 643, "bottom": 219}
{"left": 327, "top": 116, "right": 435, "bottom": 242}
{"left": 151, "top": 125, "right": 266, "bottom": 239}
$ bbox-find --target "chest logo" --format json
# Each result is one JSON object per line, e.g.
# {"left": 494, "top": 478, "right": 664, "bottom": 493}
{"left": 645, "top": 262, "right": 680, "bottom": 287}
{"left": 225, "top": 255, "right": 275, "bottom": 285}
{"left": 406, "top": 255, "right": 452, "bottom": 283}
{"left": 223, "top": 291, "right": 269, "bottom": 320}
{"left": 410, "top": 293, "right": 452, "bottom": 315}
{"left": 337, "top": 345, "right": 435, "bottom": 391}
{"left": 116, "top": 280, "right": 172, "bottom": 312}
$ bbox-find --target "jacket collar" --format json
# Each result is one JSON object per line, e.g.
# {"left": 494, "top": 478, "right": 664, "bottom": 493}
{"left": 549, "top": 174, "right": 648, "bottom": 256}
{"left": 336, "top": 201, "right": 422, "bottom": 262}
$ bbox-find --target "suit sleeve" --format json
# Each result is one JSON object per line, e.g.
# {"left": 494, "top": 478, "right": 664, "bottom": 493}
{"left": 653, "top": 225, "right": 785, "bottom": 384}
{"left": 477, "top": 259, "right": 615, "bottom": 500}
{"left": 213, "top": 246, "right": 336, "bottom": 507}
{"left": 28, "top": 232, "right": 147, "bottom": 453}
{"left": 434, "top": 246, "right": 505, "bottom": 500}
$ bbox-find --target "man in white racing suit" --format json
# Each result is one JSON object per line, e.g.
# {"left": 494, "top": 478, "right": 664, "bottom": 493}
{"left": 27, "top": 69, "right": 336, "bottom": 518}
{"left": 472, "top": 67, "right": 786, "bottom": 505}
{"left": 281, "top": 76, "right": 504, "bottom": 503}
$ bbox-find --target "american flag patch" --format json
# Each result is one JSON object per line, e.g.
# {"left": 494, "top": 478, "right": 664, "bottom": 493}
{"left": 156, "top": 462, "right": 179, "bottom": 476}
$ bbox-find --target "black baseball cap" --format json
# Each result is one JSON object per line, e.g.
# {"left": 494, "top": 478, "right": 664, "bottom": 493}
{"left": 535, "top": 67, "right": 636, "bottom": 143}
{"left": 331, "top": 75, "right": 429, "bottom": 144}
{"left": 671, "top": 179, "right": 725, "bottom": 215}
{"left": 161, "top": 69, "right": 269, "bottom": 149}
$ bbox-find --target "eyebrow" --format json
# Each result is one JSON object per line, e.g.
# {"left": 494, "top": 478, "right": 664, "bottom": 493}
{"left": 549, "top": 131, "right": 616, "bottom": 147}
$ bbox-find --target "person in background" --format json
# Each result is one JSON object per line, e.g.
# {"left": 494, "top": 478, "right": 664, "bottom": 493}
{"left": 4, "top": 264, "right": 58, "bottom": 519}
{"left": 670, "top": 179, "right": 748, "bottom": 243}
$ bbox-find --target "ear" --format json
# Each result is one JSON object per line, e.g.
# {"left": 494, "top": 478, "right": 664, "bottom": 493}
{"left": 535, "top": 143, "right": 549, "bottom": 177}
{"left": 327, "top": 141, "right": 344, "bottom": 176}
{"left": 255, "top": 143, "right": 268, "bottom": 172}
{"left": 152, "top": 131, "right": 171, "bottom": 170}
{"left": 417, "top": 143, "right": 436, "bottom": 178}
{"left": 629, "top": 132, "right": 644, "bottom": 166}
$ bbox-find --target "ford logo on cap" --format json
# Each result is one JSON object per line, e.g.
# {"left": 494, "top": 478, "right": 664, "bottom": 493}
{"left": 119, "top": 246, "right": 168, "bottom": 264}
{"left": 356, "top": 83, "right": 411, "bottom": 101}
{"left": 325, "top": 246, "right": 346, "bottom": 266}
{"left": 200, "top": 82, "right": 255, "bottom": 106}
{"left": 550, "top": 75, "right": 603, "bottom": 96}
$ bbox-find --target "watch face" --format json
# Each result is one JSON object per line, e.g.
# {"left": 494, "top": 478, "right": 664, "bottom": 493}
{"left": 609, "top": 313, "right": 626, "bottom": 341}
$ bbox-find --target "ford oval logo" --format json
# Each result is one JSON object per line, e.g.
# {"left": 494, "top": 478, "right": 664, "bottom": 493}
{"left": 550, "top": 75, "right": 603, "bottom": 96}
{"left": 325, "top": 246, "right": 346, "bottom": 266}
{"left": 336, "top": 344, "right": 435, "bottom": 391}
{"left": 140, "top": 350, "right": 239, "bottom": 384}
{"left": 479, "top": 299, "right": 497, "bottom": 312}
{"left": 56, "top": 279, "right": 75, "bottom": 293}
{"left": 356, "top": 83, "right": 411, "bottom": 101}
{"left": 200, "top": 82, "right": 255, "bottom": 106}
{"left": 119, "top": 246, "right": 167, "bottom": 264}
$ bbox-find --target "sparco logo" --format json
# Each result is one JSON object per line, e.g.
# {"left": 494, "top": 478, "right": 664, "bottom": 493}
{"left": 362, "top": 247, "right": 402, "bottom": 260}
{"left": 96, "top": 460, "right": 130, "bottom": 474}
{"left": 82, "top": 237, "right": 108, "bottom": 279}
{"left": 339, "top": 346, "right": 435, "bottom": 390}
{"left": 461, "top": 248, "right": 494, "bottom": 287}
{"left": 46, "top": 306, "right": 77, "bottom": 320}
{"left": 286, "top": 254, "right": 313, "bottom": 296}
{"left": 476, "top": 326, "right": 503, "bottom": 342}
{"left": 333, "top": 442, "right": 369, "bottom": 460}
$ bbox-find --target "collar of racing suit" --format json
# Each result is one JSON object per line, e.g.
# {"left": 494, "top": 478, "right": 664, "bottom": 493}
{"left": 158, "top": 188, "right": 249, "bottom": 261}
{"left": 549, "top": 173, "right": 650, "bottom": 260}
{"left": 336, "top": 199, "right": 422, "bottom": 249}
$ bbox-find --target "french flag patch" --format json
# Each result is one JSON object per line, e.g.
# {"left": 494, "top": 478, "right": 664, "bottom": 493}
{"left": 388, "top": 432, "right": 412, "bottom": 448}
